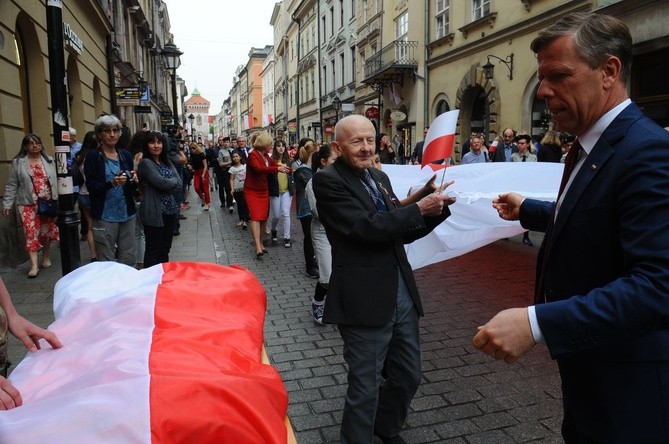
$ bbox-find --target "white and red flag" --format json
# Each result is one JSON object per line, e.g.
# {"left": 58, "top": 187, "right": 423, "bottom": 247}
{"left": 0, "top": 262, "right": 289, "bottom": 444}
{"left": 421, "top": 109, "right": 460, "bottom": 167}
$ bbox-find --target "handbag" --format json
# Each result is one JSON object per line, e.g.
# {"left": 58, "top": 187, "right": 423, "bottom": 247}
{"left": 30, "top": 175, "right": 58, "bottom": 217}
{"left": 36, "top": 197, "right": 58, "bottom": 217}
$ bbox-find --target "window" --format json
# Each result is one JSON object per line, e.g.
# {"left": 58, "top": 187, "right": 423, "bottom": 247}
{"left": 472, "top": 0, "right": 490, "bottom": 21}
{"left": 436, "top": 0, "right": 450, "bottom": 38}
{"left": 396, "top": 11, "right": 408, "bottom": 38}
{"left": 322, "top": 16, "right": 326, "bottom": 41}
{"left": 331, "top": 60, "right": 336, "bottom": 88}
{"left": 340, "top": 0, "right": 344, "bottom": 27}
{"left": 340, "top": 53, "right": 345, "bottom": 85}
{"left": 351, "top": 46, "right": 356, "bottom": 82}
{"left": 310, "top": 71, "right": 315, "bottom": 99}
{"left": 323, "top": 66, "right": 328, "bottom": 94}
{"left": 330, "top": 7, "right": 334, "bottom": 37}
{"left": 395, "top": 12, "right": 409, "bottom": 62}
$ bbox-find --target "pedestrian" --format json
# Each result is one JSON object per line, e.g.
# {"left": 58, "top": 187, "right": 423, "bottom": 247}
{"left": 73, "top": 131, "right": 99, "bottom": 262}
{"left": 474, "top": 12, "right": 669, "bottom": 443}
{"left": 293, "top": 139, "right": 319, "bottom": 278}
{"left": 137, "top": 131, "right": 182, "bottom": 268}
{"left": 305, "top": 143, "right": 337, "bottom": 323}
{"left": 188, "top": 142, "right": 210, "bottom": 211}
{"left": 268, "top": 139, "right": 294, "bottom": 247}
{"left": 314, "top": 114, "right": 456, "bottom": 443}
{"left": 84, "top": 114, "right": 138, "bottom": 266}
{"left": 215, "top": 136, "right": 235, "bottom": 212}
{"left": 228, "top": 151, "right": 249, "bottom": 229}
{"left": 243, "top": 131, "right": 290, "bottom": 259}
{"left": 2, "top": 133, "right": 59, "bottom": 277}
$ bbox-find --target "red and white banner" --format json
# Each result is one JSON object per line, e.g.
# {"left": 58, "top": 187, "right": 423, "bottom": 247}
{"left": 0, "top": 262, "right": 288, "bottom": 443}
{"left": 422, "top": 110, "right": 459, "bottom": 167}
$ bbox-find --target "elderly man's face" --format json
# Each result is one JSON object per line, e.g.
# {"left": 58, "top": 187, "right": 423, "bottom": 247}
{"left": 332, "top": 117, "right": 376, "bottom": 171}
{"left": 237, "top": 137, "right": 247, "bottom": 147}
{"left": 471, "top": 137, "right": 482, "bottom": 153}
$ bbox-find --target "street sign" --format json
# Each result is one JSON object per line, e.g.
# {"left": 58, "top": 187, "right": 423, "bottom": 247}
{"left": 311, "top": 122, "right": 322, "bottom": 128}
{"left": 116, "top": 87, "right": 140, "bottom": 106}
{"left": 134, "top": 105, "right": 152, "bottom": 113}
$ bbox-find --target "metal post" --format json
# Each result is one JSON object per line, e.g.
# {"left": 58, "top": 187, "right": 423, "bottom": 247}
{"left": 170, "top": 71, "right": 178, "bottom": 126}
{"left": 46, "top": 0, "right": 81, "bottom": 274}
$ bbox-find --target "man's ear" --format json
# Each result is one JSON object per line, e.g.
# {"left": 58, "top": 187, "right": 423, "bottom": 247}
{"left": 601, "top": 56, "right": 622, "bottom": 89}
{"left": 332, "top": 141, "right": 342, "bottom": 156}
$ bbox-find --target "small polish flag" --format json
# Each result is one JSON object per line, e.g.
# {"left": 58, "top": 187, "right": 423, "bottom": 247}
{"left": 421, "top": 109, "right": 460, "bottom": 167}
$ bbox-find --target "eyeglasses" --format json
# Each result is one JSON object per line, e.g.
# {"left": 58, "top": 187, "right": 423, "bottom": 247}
{"left": 102, "top": 128, "right": 121, "bottom": 135}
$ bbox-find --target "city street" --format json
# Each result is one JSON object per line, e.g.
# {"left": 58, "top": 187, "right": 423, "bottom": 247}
{"left": 4, "top": 187, "right": 563, "bottom": 443}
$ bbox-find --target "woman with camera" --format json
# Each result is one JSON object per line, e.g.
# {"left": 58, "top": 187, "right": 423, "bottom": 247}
{"left": 2, "top": 133, "right": 59, "bottom": 278}
{"left": 84, "top": 114, "right": 138, "bottom": 266}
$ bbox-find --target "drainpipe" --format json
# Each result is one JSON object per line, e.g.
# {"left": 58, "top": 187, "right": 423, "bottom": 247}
{"left": 291, "top": 10, "right": 302, "bottom": 142}
{"left": 317, "top": 0, "right": 323, "bottom": 142}
{"left": 424, "top": 0, "right": 430, "bottom": 131}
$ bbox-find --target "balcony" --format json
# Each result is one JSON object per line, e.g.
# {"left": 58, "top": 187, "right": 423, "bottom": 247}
{"left": 362, "top": 40, "right": 418, "bottom": 87}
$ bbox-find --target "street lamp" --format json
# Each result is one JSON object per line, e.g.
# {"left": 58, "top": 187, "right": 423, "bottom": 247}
{"left": 160, "top": 41, "right": 183, "bottom": 127}
{"left": 188, "top": 114, "right": 195, "bottom": 141}
{"left": 482, "top": 53, "right": 514, "bottom": 80}
{"left": 332, "top": 96, "right": 341, "bottom": 124}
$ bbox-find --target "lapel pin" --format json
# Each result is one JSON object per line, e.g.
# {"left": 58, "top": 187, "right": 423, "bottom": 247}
{"left": 590, "top": 164, "right": 597, "bottom": 171}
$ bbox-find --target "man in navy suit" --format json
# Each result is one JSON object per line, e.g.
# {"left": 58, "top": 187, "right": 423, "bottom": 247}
{"left": 314, "top": 115, "right": 455, "bottom": 443}
{"left": 474, "top": 12, "right": 669, "bottom": 443}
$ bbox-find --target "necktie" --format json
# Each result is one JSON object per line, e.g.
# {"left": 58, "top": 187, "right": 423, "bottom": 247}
{"left": 557, "top": 140, "right": 582, "bottom": 199}
{"left": 361, "top": 169, "right": 388, "bottom": 212}
{"left": 522, "top": 155, "right": 527, "bottom": 162}
{"left": 534, "top": 139, "right": 583, "bottom": 303}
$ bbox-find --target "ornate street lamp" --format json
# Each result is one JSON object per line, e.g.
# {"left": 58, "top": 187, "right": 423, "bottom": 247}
{"left": 188, "top": 113, "right": 195, "bottom": 141}
{"left": 332, "top": 96, "right": 342, "bottom": 124}
{"left": 482, "top": 53, "right": 514, "bottom": 80}
{"left": 160, "top": 41, "right": 183, "bottom": 127}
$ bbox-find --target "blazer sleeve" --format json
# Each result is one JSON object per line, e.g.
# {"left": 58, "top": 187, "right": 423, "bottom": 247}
{"left": 519, "top": 198, "right": 554, "bottom": 232}
{"left": 314, "top": 165, "right": 447, "bottom": 244}
{"left": 247, "top": 151, "right": 279, "bottom": 175}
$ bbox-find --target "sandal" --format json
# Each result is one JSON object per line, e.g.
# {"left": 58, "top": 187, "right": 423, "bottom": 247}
{"left": 28, "top": 267, "right": 39, "bottom": 278}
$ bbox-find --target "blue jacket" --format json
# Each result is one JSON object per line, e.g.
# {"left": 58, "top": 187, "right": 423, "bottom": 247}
{"left": 84, "top": 148, "right": 137, "bottom": 221}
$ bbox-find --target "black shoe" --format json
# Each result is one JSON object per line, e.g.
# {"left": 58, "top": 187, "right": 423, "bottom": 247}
{"left": 256, "top": 252, "right": 263, "bottom": 260}
{"left": 173, "top": 230, "right": 180, "bottom": 236}
{"left": 306, "top": 266, "right": 319, "bottom": 279}
{"left": 522, "top": 236, "right": 534, "bottom": 247}
{"left": 179, "top": 215, "right": 187, "bottom": 220}
{"left": 374, "top": 434, "right": 406, "bottom": 444}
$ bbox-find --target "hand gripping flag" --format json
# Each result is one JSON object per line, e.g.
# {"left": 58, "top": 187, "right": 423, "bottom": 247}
{"left": 421, "top": 109, "right": 460, "bottom": 167}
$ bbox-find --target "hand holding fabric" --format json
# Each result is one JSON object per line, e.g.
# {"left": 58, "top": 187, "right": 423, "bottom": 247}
{"left": 492, "top": 192, "right": 524, "bottom": 221}
{"left": 0, "top": 377, "right": 21, "bottom": 410}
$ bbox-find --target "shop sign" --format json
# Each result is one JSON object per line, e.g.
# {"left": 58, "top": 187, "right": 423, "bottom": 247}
{"left": 63, "top": 23, "right": 84, "bottom": 55}
{"left": 365, "top": 107, "right": 380, "bottom": 119}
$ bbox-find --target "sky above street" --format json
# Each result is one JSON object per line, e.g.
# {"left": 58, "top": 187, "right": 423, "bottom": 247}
{"left": 164, "top": 0, "right": 277, "bottom": 113}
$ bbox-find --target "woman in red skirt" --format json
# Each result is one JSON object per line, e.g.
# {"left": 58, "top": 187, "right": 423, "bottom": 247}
{"left": 243, "top": 131, "right": 290, "bottom": 259}
{"left": 188, "top": 142, "right": 210, "bottom": 211}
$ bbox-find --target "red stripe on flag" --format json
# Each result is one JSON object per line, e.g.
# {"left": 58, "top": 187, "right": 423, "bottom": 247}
{"left": 149, "top": 262, "right": 288, "bottom": 443}
{"left": 422, "top": 134, "right": 455, "bottom": 167}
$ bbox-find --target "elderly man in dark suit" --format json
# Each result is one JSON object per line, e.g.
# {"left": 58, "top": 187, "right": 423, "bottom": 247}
{"left": 314, "top": 115, "right": 455, "bottom": 443}
{"left": 474, "top": 12, "right": 669, "bottom": 443}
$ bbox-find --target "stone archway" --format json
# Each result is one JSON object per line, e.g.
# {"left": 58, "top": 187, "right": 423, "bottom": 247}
{"left": 454, "top": 64, "right": 500, "bottom": 159}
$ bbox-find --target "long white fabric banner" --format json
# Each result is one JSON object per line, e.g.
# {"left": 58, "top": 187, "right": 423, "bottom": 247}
{"left": 381, "top": 162, "right": 562, "bottom": 269}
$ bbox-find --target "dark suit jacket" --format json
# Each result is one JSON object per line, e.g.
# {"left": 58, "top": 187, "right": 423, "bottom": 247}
{"left": 492, "top": 142, "right": 518, "bottom": 162}
{"left": 313, "top": 158, "right": 449, "bottom": 327}
{"left": 520, "top": 103, "right": 669, "bottom": 442}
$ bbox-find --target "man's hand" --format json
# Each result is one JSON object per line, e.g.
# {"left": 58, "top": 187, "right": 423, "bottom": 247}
{"left": 417, "top": 190, "right": 456, "bottom": 216}
{"left": 0, "top": 377, "right": 21, "bottom": 410}
{"left": 492, "top": 192, "right": 525, "bottom": 221}
{"left": 8, "top": 314, "right": 63, "bottom": 352}
{"left": 472, "top": 308, "right": 535, "bottom": 363}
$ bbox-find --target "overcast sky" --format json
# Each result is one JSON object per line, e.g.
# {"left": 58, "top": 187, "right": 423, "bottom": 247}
{"left": 163, "top": 0, "right": 277, "bottom": 113}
